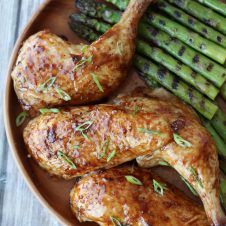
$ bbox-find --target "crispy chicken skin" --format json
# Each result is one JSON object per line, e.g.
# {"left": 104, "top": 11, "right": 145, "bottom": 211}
{"left": 11, "top": 0, "right": 153, "bottom": 115}
{"left": 114, "top": 87, "right": 226, "bottom": 226}
{"left": 23, "top": 105, "right": 172, "bottom": 179}
{"left": 70, "top": 166, "right": 209, "bottom": 226}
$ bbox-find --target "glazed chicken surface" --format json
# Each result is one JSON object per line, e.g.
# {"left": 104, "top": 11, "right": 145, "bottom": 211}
{"left": 11, "top": 0, "right": 152, "bottom": 115}
{"left": 70, "top": 166, "right": 209, "bottom": 226}
{"left": 23, "top": 87, "right": 225, "bottom": 225}
{"left": 114, "top": 87, "right": 226, "bottom": 226}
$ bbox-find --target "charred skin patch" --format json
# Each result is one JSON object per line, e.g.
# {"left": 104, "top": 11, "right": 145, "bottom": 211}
{"left": 174, "top": 10, "right": 181, "bottom": 18}
{"left": 207, "top": 63, "right": 214, "bottom": 72}
{"left": 172, "top": 77, "right": 179, "bottom": 90}
{"left": 178, "top": 46, "right": 186, "bottom": 56}
{"left": 188, "top": 88, "right": 193, "bottom": 102}
{"left": 202, "top": 28, "right": 208, "bottom": 35}
{"left": 150, "top": 28, "right": 159, "bottom": 37}
{"left": 159, "top": 19, "right": 166, "bottom": 26}
{"left": 217, "top": 36, "right": 222, "bottom": 43}
{"left": 192, "top": 55, "right": 200, "bottom": 64}
{"left": 188, "top": 17, "right": 195, "bottom": 26}
{"left": 171, "top": 119, "right": 185, "bottom": 133}
{"left": 157, "top": 68, "right": 167, "bottom": 80}
{"left": 143, "top": 63, "right": 150, "bottom": 72}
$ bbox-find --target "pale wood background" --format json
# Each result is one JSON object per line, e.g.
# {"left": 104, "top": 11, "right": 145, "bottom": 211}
{"left": 0, "top": 0, "right": 61, "bottom": 225}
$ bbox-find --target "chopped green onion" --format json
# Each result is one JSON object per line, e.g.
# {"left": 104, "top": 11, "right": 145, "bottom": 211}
{"left": 190, "top": 167, "right": 203, "bottom": 188}
{"left": 110, "top": 216, "right": 123, "bottom": 226}
{"left": 57, "top": 151, "right": 76, "bottom": 169}
{"left": 39, "top": 108, "right": 60, "bottom": 114}
{"left": 36, "top": 77, "right": 56, "bottom": 92}
{"left": 173, "top": 133, "right": 192, "bottom": 148}
{"left": 153, "top": 179, "right": 167, "bottom": 196}
{"left": 73, "top": 56, "right": 92, "bottom": 71}
{"left": 16, "top": 111, "right": 28, "bottom": 127}
{"left": 125, "top": 175, "right": 143, "bottom": 186}
{"left": 159, "top": 161, "right": 170, "bottom": 166}
{"left": 132, "top": 106, "right": 139, "bottom": 117}
{"left": 98, "top": 139, "right": 110, "bottom": 159}
{"left": 91, "top": 73, "right": 104, "bottom": 92}
{"left": 73, "top": 145, "right": 79, "bottom": 149}
{"left": 138, "top": 128, "right": 161, "bottom": 135}
{"left": 56, "top": 88, "right": 71, "bottom": 101}
{"left": 75, "top": 121, "right": 93, "bottom": 140}
{"left": 180, "top": 176, "right": 198, "bottom": 196}
{"left": 81, "top": 45, "right": 89, "bottom": 54}
{"left": 116, "top": 41, "right": 124, "bottom": 55}
{"left": 107, "top": 149, "right": 116, "bottom": 162}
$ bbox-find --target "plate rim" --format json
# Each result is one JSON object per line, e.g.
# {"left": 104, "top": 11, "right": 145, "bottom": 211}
{"left": 3, "top": 0, "right": 72, "bottom": 225}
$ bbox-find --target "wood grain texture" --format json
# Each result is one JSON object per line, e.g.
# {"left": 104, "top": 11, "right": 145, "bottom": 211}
{"left": 0, "top": 0, "right": 61, "bottom": 225}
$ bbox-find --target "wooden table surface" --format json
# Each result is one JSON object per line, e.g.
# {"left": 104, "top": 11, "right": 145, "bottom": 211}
{"left": 0, "top": 0, "right": 61, "bottom": 225}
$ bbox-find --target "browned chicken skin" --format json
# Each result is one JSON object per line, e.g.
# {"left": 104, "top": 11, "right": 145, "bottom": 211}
{"left": 114, "top": 87, "right": 226, "bottom": 226}
{"left": 23, "top": 105, "right": 172, "bottom": 179}
{"left": 11, "top": 0, "right": 152, "bottom": 115}
{"left": 70, "top": 166, "right": 209, "bottom": 226}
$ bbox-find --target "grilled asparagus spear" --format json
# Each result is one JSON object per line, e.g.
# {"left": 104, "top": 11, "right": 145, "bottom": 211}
{"left": 211, "top": 109, "right": 226, "bottom": 143}
{"left": 167, "top": 0, "right": 226, "bottom": 35}
{"left": 156, "top": 0, "right": 226, "bottom": 49}
{"left": 143, "top": 12, "right": 226, "bottom": 64}
{"left": 221, "top": 83, "right": 226, "bottom": 100}
{"left": 75, "top": 0, "right": 226, "bottom": 88}
{"left": 197, "top": 0, "right": 226, "bottom": 16}
{"left": 70, "top": 13, "right": 219, "bottom": 100}
{"left": 133, "top": 55, "right": 218, "bottom": 119}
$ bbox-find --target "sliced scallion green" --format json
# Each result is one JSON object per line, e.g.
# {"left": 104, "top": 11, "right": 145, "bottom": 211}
{"left": 36, "top": 77, "right": 56, "bottom": 92}
{"left": 57, "top": 151, "right": 76, "bottom": 169}
{"left": 107, "top": 149, "right": 116, "bottom": 162}
{"left": 39, "top": 108, "right": 60, "bottom": 114}
{"left": 180, "top": 176, "right": 198, "bottom": 196}
{"left": 132, "top": 106, "right": 139, "bottom": 117}
{"left": 125, "top": 175, "right": 143, "bottom": 186}
{"left": 110, "top": 216, "right": 123, "bottom": 226}
{"left": 190, "top": 167, "right": 203, "bottom": 188}
{"left": 91, "top": 73, "right": 104, "bottom": 92}
{"left": 138, "top": 128, "right": 161, "bottom": 135}
{"left": 173, "top": 133, "right": 192, "bottom": 148}
{"left": 16, "top": 111, "right": 28, "bottom": 127}
{"left": 98, "top": 139, "right": 110, "bottom": 159}
{"left": 75, "top": 121, "right": 93, "bottom": 140}
{"left": 56, "top": 88, "right": 71, "bottom": 101}
{"left": 73, "top": 56, "right": 92, "bottom": 71}
{"left": 153, "top": 179, "right": 167, "bottom": 196}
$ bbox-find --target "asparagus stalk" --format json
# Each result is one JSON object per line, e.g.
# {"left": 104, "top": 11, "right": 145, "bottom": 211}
{"left": 70, "top": 13, "right": 219, "bottom": 100}
{"left": 75, "top": 0, "right": 121, "bottom": 24}
{"left": 156, "top": 0, "right": 226, "bottom": 49}
{"left": 211, "top": 109, "right": 226, "bottom": 143}
{"left": 201, "top": 117, "right": 226, "bottom": 157}
{"left": 220, "top": 159, "right": 226, "bottom": 175}
{"left": 75, "top": 0, "right": 226, "bottom": 88}
{"left": 167, "top": 0, "right": 226, "bottom": 35}
{"left": 143, "top": 12, "right": 226, "bottom": 65}
{"left": 105, "top": 0, "right": 129, "bottom": 10}
{"left": 221, "top": 83, "right": 226, "bottom": 100}
{"left": 133, "top": 55, "right": 218, "bottom": 119}
{"left": 197, "top": 0, "right": 226, "bottom": 16}
{"left": 220, "top": 177, "right": 226, "bottom": 210}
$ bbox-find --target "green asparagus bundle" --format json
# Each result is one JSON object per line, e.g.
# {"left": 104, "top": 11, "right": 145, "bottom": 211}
{"left": 70, "top": 13, "right": 219, "bottom": 100}
{"left": 221, "top": 83, "right": 226, "bottom": 100}
{"left": 211, "top": 109, "right": 226, "bottom": 143}
{"left": 167, "top": 0, "right": 226, "bottom": 35}
{"left": 76, "top": 0, "right": 226, "bottom": 89}
{"left": 134, "top": 55, "right": 218, "bottom": 119}
{"left": 201, "top": 117, "right": 226, "bottom": 156}
{"left": 156, "top": 0, "right": 226, "bottom": 49}
{"left": 197, "top": 0, "right": 226, "bottom": 16}
{"left": 143, "top": 12, "right": 226, "bottom": 65}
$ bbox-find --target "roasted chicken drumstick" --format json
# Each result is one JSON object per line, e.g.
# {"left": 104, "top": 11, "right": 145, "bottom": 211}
{"left": 70, "top": 166, "right": 208, "bottom": 226}
{"left": 11, "top": 0, "right": 152, "bottom": 115}
{"left": 114, "top": 87, "right": 226, "bottom": 226}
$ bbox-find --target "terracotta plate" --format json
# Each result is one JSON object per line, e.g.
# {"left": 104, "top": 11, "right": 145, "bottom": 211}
{"left": 4, "top": 0, "right": 225, "bottom": 225}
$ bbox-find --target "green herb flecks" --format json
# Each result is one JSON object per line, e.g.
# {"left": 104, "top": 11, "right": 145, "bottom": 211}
{"left": 56, "top": 88, "right": 71, "bottom": 101}
{"left": 91, "top": 73, "right": 104, "bottom": 92}
{"left": 159, "top": 161, "right": 170, "bottom": 166}
{"left": 138, "top": 128, "right": 161, "bottom": 135}
{"left": 39, "top": 108, "right": 60, "bottom": 114}
{"left": 16, "top": 111, "right": 28, "bottom": 127}
{"left": 153, "top": 179, "right": 167, "bottom": 196}
{"left": 132, "top": 106, "right": 139, "bottom": 117}
{"left": 73, "top": 145, "right": 80, "bottom": 149}
{"left": 75, "top": 121, "right": 93, "bottom": 140}
{"left": 180, "top": 176, "right": 198, "bottom": 196}
{"left": 73, "top": 56, "right": 92, "bottom": 71}
{"left": 190, "top": 167, "right": 203, "bottom": 188}
{"left": 107, "top": 149, "right": 116, "bottom": 162}
{"left": 125, "top": 176, "right": 143, "bottom": 186}
{"left": 98, "top": 139, "right": 110, "bottom": 159}
{"left": 57, "top": 151, "right": 76, "bottom": 169}
{"left": 173, "top": 133, "right": 192, "bottom": 147}
{"left": 110, "top": 216, "right": 123, "bottom": 226}
{"left": 116, "top": 41, "right": 124, "bottom": 55}
{"left": 36, "top": 77, "right": 56, "bottom": 92}
{"left": 81, "top": 45, "right": 89, "bottom": 54}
